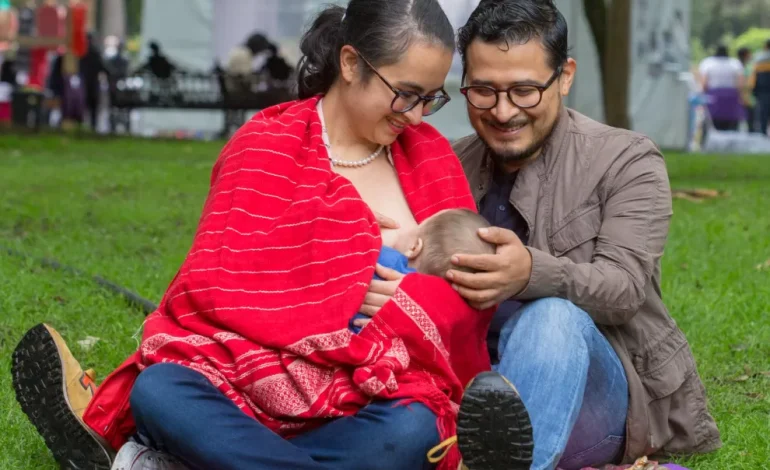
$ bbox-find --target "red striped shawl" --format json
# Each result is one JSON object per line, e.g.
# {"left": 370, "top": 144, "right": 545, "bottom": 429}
{"left": 82, "top": 97, "right": 494, "bottom": 469}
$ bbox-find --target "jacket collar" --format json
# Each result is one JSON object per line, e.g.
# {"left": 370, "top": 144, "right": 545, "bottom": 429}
{"left": 473, "top": 106, "right": 571, "bottom": 236}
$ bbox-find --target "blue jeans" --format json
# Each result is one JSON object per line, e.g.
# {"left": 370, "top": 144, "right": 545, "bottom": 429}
{"left": 494, "top": 298, "right": 629, "bottom": 470}
{"left": 130, "top": 363, "right": 440, "bottom": 470}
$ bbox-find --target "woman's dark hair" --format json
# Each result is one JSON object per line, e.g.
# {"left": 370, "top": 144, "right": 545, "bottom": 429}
{"left": 714, "top": 45, "right": 729, "bottom": 58}
{"left": 297, "top": 0, "right": 455, "bottom": 99}
{"left": 737, "top": 47, "right": 751, "bottom": 62}
{"left": 457, "top": 0, "right": 568, "bottom": 80}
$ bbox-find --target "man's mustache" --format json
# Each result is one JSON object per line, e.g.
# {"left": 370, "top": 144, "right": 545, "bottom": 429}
{"left": 482, "top": 118, "right": 529, "bottom": 129}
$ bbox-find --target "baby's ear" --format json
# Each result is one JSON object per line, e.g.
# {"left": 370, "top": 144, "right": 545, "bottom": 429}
{"left": 405, "top": 237, "right": 424, "bottom": 260}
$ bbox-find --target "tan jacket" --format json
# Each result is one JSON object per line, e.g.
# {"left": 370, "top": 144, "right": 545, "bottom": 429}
{"left": 453, "top": 107, "right": 721, "bottom": 462}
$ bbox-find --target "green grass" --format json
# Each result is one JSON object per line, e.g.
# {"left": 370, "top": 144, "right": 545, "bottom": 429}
{"left": 0, "top": 135, "right": 768, "bottom": 469}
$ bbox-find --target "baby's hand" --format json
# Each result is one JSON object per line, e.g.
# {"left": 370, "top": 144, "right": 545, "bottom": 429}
{"left": 358, "top": 264, "right": 406, "bottom": 325}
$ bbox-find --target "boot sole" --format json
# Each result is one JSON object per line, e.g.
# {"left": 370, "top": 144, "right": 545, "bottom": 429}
{"left": 12, "top": 324, "right": 113, "bottom": 470}
{"left": 457, "top": 372, "right": 534, "bottom": 470}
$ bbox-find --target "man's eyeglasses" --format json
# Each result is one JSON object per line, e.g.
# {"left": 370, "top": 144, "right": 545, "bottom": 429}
{"left": 460, "top": 66, "right": 563, "bottom": 110}
{"left": 357, "top": 52, "right": 451, "bottom": 117}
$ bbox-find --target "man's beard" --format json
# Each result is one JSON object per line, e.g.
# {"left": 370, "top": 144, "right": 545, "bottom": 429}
{"left": 481, "top": 113, "right": 560, "bottom": 168}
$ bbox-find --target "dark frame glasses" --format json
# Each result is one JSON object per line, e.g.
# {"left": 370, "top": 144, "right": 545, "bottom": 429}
{"left": 357, "top": 52, "right": 451, "bottom": 117}
{"left": 460, "top": 66, "right": 563, "bottom": 110}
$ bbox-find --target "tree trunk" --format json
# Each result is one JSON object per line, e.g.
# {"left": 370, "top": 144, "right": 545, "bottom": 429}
{"left": 604, "top": 0, "right": 632, "bottom": 129}
{"left": 583, "top": 0, "right": 633, "bottom": 130}
{"left": 100, "top": 0, "right": 126, "bottom": 38}
{"left": 583, "top": 0, "right": 607, "bottom": 72}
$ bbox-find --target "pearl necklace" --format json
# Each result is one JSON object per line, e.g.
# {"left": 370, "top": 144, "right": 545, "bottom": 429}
{"left": 326, "top": 142, "right": 384, "bottom": 167}
{"left": 317, "top": 99, "right": 386, "bottom": 168}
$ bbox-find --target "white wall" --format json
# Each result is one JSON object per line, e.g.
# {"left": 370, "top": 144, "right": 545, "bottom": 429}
{"left": 629, "top": 0, "right": 691, "bottom": 149}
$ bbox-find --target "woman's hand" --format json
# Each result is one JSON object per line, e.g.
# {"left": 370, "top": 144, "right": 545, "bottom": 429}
{"left": 374, "top": 211, "right": 400, "bottom": 230}
{"left": 355, "top": 264, "right": 405, "bottom": 328}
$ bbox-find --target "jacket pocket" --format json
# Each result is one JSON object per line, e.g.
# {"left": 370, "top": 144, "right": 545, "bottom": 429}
{"left": 633, "top": 330, "right": 698, "bottom": 452}
{"left": 550, "top": 203, "right": 602, "bottom": 257}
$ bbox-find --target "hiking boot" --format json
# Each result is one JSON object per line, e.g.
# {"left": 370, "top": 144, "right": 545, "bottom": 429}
{"left": 456, "top": 371, "right": 534, "bottom": 470}
{"left": 12, "top": 323, "right": 114, "bottom": 470}
{"left": 111, "top": 441, "right": 190, "bottom": 470}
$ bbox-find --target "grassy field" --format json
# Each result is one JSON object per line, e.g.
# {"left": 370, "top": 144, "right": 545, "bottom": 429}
{"left": 0, "top": 134, "right": 768, "bottom": 469}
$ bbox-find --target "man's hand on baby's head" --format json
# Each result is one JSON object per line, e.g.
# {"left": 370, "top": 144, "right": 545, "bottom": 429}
{"left": 446, "top": 227, "right": 533, "bottom": 310}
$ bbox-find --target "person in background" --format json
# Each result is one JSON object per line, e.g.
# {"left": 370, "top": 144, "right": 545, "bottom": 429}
{"left": 135, "top": 41, "right": 178, "bottom": 105}
{"left": 225, "top": 32, "right": 272, "bottom": 94}
{"left": 749, "top": 39, "right": 770, "bottom": 135}
{"left": 0, "top": 48, "right": 16, "bottom": 127}
{"left": 737, "top": 47, "right": 756, "bottom": 133}
{"left": 698, "top": 45, "right": 745, "bottom": 131}
{"left": 261, "top": 41, "right": 294, "bottom": 82}
{"left": 46, "top": 51, "right": 65, "bottom": 127}
{"left": 136, "top": 41, "right": 176, "bottom": 79}
{"left": 105, "top": 40, "right": 130, "bottom": 80}
{"left": 14, "top": 0, "right": 35, "bottom": 72}
{"left": 226, "top": 32, "right": 270, "bottom": 77}
{"left": 79, "top": 33, "right": 109, "bottom": 131}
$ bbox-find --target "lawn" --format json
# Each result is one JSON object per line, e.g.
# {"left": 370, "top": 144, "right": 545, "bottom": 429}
{"left": 0, "top": 134, "right": 768, "bottom": 469}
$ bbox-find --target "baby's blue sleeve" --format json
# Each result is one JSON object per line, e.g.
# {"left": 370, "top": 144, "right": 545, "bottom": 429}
{"left": 376, "top": 246, "right": 416, "bottom": 277}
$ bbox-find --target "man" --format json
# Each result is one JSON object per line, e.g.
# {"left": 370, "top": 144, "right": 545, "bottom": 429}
{"left": 226, "top": 32, "right": 270, "bottom": 77}
{"left": 137, "top": 41, "right": 176, "bottom": 79}
{"left": 260, "top": 42, "right": 294, "bottom": 82}
{"left": 750, "top": 39, "right": 770, "bottom": 135}
{"left": 225, "top": 32, "right": 272, "bottom": 95}
{"left": 737, "top": 47, "right": 755, "bottom": 133}
{"left": 447, "top": 1, "right": 721, "bottom": 469}
{"left": 79, "top": 33, "right": 108, "bottom": 131}
{"left": 105, "top": 40, "right": 130, "bottom": 80}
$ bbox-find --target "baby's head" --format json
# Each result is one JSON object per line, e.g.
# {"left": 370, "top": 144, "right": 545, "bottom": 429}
{"left": 402, "top": 209, "right": 496, "bottom": 277}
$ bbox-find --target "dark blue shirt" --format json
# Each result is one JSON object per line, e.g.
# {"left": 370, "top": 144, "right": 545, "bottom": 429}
{"left": 478, "top": 168, "right": 529, "bottom": 362}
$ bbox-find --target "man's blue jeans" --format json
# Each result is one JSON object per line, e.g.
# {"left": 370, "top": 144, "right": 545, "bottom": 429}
{"left": 494, "top": 298, "right": 629, "bottom": 470}
{"left": 130, "top": 363, "right": 440, "bottom": 470}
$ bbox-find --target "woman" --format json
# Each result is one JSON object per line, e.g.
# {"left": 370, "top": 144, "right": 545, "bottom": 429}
{"left": 11, "top": 2, "right": 533, "bottom": 470}
{"left": 737, "top": 47, "right": 756, "bottom": 133}
{"left": 0, "top": 50, "right": 16, "bottom": 127}
{"left": 699, "top": 45, "right": 745, "bottom": 131}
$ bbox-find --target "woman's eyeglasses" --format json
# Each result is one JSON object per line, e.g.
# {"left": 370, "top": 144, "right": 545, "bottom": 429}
{"left": 357, "top": 52, "right": 450, "bottom": 117}
{"left": 460, "top": 66, "right": 563, "bottom": 110}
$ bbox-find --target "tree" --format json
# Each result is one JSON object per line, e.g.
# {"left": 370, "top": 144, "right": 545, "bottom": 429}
{"left": 692, "top": 0, "right": 770, "bottom": 53}
{"left": 100, "top": 0, "right": 126, "bottom": 38}
{"left": 125, "top": 0, "right": 142, "bottom": 36}
{"left": 733, "top": 27, "right": 770, "bottom": 53}
{"left": 583, "top": 0, "right": 632, "bottom": 130}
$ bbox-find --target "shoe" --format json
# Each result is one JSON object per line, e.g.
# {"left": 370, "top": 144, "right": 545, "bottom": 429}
{"left": 111, "top": 441, "right": 190, "bottom": 470}
{"left": 12, "top": 323, "right": 114, "bottom": 470}
{"left": 427, "top": 371, "right": 534, "bottom": 470}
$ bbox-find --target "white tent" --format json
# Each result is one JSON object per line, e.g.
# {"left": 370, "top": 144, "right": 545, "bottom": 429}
{"left": 137, "top": 0, "right": 691, "bottom": 149}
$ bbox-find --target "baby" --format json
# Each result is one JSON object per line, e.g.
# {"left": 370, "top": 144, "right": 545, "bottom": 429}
{"left": 350, "top": 208, "right": 496, "bottom": 333}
